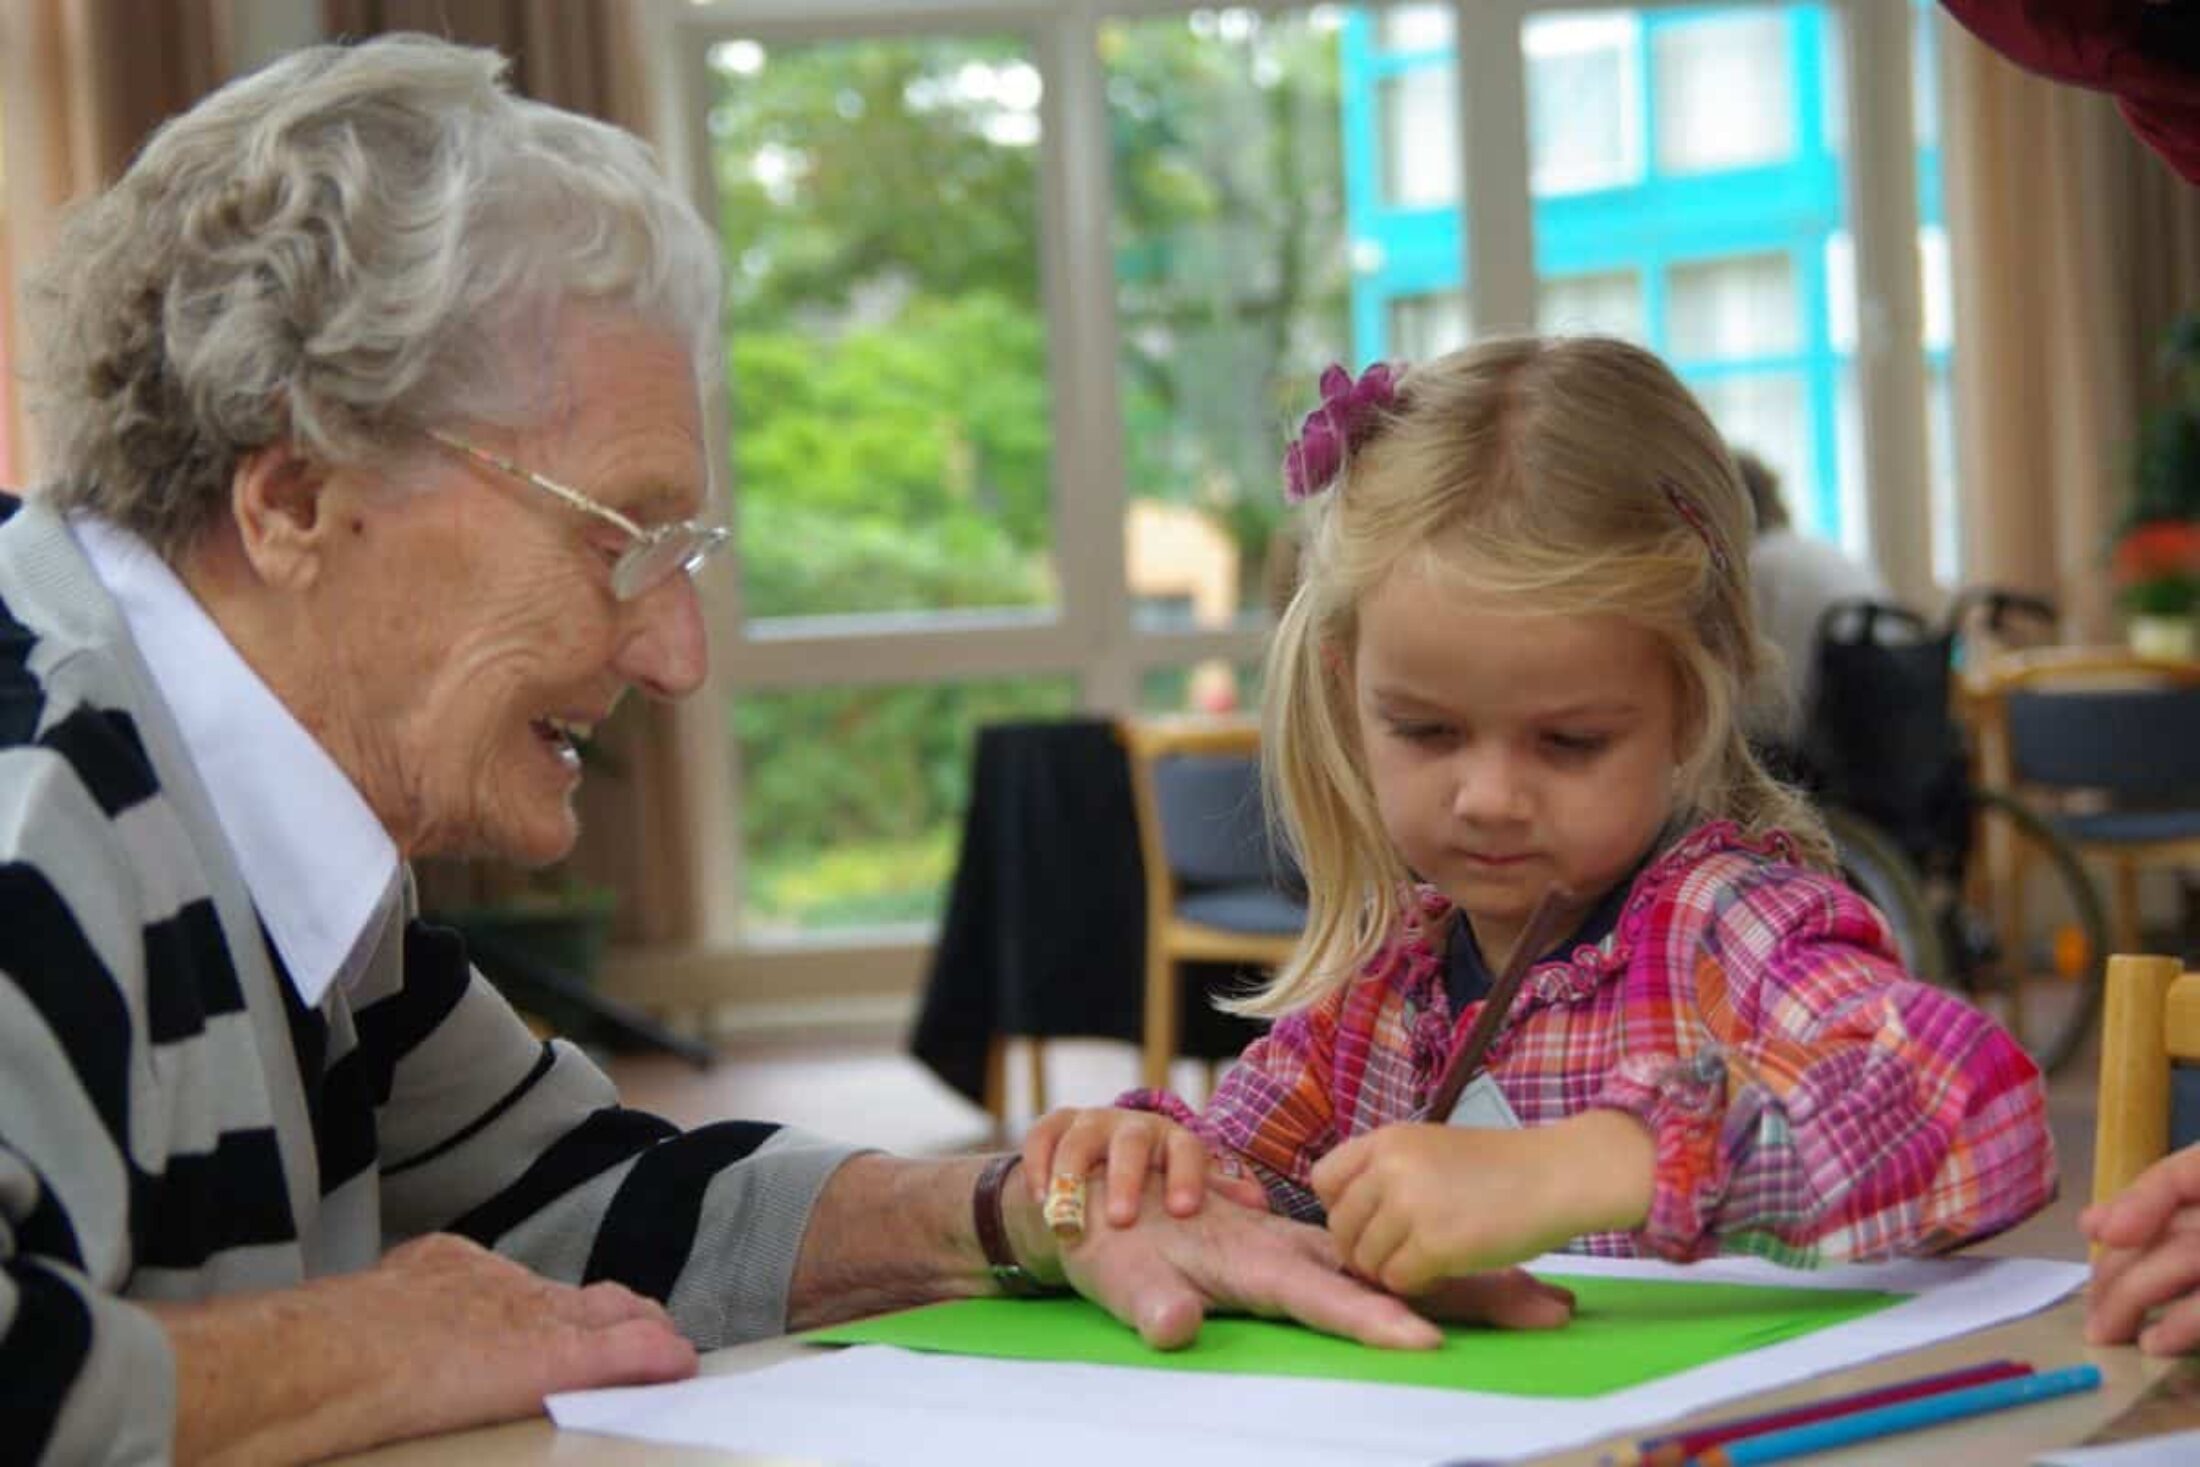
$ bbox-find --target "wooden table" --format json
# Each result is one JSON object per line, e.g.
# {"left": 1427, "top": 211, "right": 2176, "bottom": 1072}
{"left": 335, "top": 1295, "right": 2180, "bottom": 1467}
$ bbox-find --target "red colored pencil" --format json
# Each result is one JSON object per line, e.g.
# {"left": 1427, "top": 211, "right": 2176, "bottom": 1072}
{"left": 1608, "top": 1359, "right": 2032, "bottom": 1467}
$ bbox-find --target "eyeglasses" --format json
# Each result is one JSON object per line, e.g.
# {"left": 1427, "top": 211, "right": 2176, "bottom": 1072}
{"left": 426, "top": 428, "right": 730, "bottom": 602}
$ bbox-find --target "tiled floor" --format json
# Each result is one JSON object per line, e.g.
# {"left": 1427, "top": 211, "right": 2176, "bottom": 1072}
{"left": 607, "top": 1024, "right": 2102, "bottom": 1262}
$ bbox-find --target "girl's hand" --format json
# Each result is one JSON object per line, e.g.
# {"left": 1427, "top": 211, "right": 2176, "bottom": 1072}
{"left": 1022, "top": 1107, "right": 1267, "bottom": 1228}
{"left": 2083, "top": 1147, "right": 2200, "bottom": 1354}
{"left": 1308, "top": 1110, "right": 1654, "bottom": 1296}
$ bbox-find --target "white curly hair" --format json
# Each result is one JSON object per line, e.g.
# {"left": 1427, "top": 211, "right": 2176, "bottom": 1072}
{"left": 25, "top": 32, "right": 722, "bottom": 557}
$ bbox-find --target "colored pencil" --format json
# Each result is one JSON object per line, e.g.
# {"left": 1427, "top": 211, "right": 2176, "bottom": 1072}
{"left": 1422, "top": 885, "right": 1574, "bottom": 1121}
{"left": 1608, "top": 1359, "right": 2030, "bottom": 1467}
{"left": 1689, "top": 1363, "right": 2102, "bottom": 1466}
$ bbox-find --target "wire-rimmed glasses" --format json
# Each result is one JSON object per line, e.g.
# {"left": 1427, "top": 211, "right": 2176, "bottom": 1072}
{"left": 426, "top": 428, "right": 729, "bottom": 602}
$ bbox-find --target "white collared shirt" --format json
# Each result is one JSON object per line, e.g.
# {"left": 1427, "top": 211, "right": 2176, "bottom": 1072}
{"left": 74, "top": 516, "right": 399, "bottom": 1006}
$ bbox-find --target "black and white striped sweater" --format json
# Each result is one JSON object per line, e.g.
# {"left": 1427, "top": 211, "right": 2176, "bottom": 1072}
{"left": 0, "top": 497, "right": 859, "bottom": 1462}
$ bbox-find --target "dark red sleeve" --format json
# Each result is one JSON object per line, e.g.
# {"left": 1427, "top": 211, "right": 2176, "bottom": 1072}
{"left": 1940, "top": 0, "right": 2200, "bottom": 182}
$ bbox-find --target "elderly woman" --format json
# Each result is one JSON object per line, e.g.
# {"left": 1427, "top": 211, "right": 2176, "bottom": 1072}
{"left": 0, "top": 34, "right": 1571, "bottom": 1464}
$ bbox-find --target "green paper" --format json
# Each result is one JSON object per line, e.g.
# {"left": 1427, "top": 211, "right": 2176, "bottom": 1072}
{"left": 810, "top": 1275, "right": 1903, "bottom": 1398}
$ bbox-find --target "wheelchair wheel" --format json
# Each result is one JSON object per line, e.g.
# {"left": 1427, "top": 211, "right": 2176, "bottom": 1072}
{"left": 1823, "top": 805, "right": 1950, "bottom": 988}
{"left": 1947, "top": 787, "right": 2109, "bottom": 1076}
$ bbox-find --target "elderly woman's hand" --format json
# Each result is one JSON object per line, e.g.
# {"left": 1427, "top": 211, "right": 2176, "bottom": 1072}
{"left": 146, "top": 1233, "right": 696, "bottom": 1462}
{"left": 1055, "top": 1175, "right": 1572, "bottom": 1351}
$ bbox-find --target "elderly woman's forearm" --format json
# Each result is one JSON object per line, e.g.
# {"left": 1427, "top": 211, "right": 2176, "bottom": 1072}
{"left": 784, "top": 1153, "right": 1059, "bottom": 1331}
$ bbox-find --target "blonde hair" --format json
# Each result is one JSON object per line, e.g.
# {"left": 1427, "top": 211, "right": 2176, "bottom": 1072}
{"left": 1243, "top": 335, "right": 1832, "bottom": 1018}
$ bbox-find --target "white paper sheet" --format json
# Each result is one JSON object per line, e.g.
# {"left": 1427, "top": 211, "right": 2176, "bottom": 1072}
{"left": 548, "top": 1253, "right": 2087, "bottom": 1467}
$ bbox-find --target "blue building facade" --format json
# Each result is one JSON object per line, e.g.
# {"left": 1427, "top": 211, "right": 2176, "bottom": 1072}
{"left": 1337, "top": 3, "right": 1948, "bottom": 546}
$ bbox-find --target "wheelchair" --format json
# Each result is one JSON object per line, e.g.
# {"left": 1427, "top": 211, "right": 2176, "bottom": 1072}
{"left": 1793, "top": 590, "right": 2109, "bottom": 1075}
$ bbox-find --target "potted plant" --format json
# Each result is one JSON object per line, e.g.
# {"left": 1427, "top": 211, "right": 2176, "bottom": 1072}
{"left": 2112, "top": 520, "right": 2200, "bottom": 659}
{"left": 2113, "top": 315, "right": 2200, "bottom": 660}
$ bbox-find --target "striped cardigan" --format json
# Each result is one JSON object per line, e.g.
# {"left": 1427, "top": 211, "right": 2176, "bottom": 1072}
{"left": 0, "top": 498, "right": 859, "bottom": 1462}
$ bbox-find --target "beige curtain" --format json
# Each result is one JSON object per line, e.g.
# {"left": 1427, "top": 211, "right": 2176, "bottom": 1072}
{"left": 325, "top": 1, "right": 716, "bottom": 948}
{"left": 1940, "top": 13, "right": 2200, "bottom": 642}
{"left": 1, "top": 0, "right": 229, "bottom": 477}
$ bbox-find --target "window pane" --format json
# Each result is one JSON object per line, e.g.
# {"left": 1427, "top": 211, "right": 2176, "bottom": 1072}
{"left": 1537, "top": 270, "right": 1646, "bottom": 342}
{"left": 736, "top": 676, "right": 1075, "bottom": 936}
{"left": 1669, "top": 254, "right": 1800, "bottom": 360}
{"left": 1389, "top": 290, "right": 1471, "bottom": 360}
{"left": 1525, "top": 14, "right": 1640, "bottom": 195}
{"left": 1653, "top": 12, "right": 1794, "bottom": 173}
{"left": 1382, "top": 64, "right": 1460, "bottom": 206}
{"left": 1914, "top": 0, "right": 1941, "bottom": 148}
{"left": 1928, "top": 366, "right": 1960, "bottom": 583}
{"left": 1380, "top": 5, "right": 1453, "bottom": 51}
{"left": 1919, "top": 225, "right": 1952, "bottom": 353}
{"left": 1107, "top": 9, "right": 1361, "bottom": 630}
{"left": 1696, "top": 372, "right": 1814, "bottom": 534}
{"left": 1834, "top": 374, "right": 1869, "bottom": 557}
{"left": 709, "top": 37, "right": 1056, "bottom": 624}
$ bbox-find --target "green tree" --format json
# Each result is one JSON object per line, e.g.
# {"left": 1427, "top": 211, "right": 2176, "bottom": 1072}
{"left": 1103, "top": 15, "right": 1350, "bottom": 579}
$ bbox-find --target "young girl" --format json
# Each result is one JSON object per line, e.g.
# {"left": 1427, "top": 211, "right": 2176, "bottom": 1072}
{"left": 1029, "top": 336, "right": 2054, "bottom": 1297}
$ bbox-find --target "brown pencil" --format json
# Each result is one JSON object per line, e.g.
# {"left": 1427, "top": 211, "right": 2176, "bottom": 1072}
{"left": 1422, "top": 886, "right": 1574, "bottom": 1121}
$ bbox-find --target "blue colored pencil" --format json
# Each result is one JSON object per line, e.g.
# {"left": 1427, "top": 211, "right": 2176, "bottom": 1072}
{"left": 1689, "top": 1364, "right": 2102, "bottom": 1466}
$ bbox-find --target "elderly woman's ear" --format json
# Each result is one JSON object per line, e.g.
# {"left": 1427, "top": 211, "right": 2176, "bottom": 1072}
{"left": 225, "top": 441, "right": 342, "bottom": 589}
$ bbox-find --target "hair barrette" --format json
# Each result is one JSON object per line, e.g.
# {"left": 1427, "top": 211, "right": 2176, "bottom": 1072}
{"left": 1284, "top": 361, "right": 1398, "bottom": 503}
{"left": 1662, "top": 479, "right": 1732, "bottom": 576}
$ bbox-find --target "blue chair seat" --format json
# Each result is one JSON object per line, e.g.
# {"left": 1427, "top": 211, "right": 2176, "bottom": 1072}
{"left": 2174, "top": 1062, "right": 2200, "bottom": 1153}
{"left": 2055, "top": 809, "right": 2200, "bottom": 846}
{"left": 1177, "top": 885, "right": 1308, "bottom": 936}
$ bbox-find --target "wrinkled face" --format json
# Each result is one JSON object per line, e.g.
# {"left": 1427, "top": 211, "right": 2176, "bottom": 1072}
{"left": 1350, "top": 563, "right": 1682, "bottom": 967}
{"left": 312, "top": 309, "right": 710, "bottom": 864}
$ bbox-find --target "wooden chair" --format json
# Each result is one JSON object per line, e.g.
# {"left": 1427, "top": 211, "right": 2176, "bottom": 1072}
{"left": 2093, "top": 953, "right": 2200, "bottom": 1208}
{"left": 1966, "top": 647, "right": 2200, "bottom": 959}
{"left": 1118, "top": 715, "right": 1305, "bottom": 1091}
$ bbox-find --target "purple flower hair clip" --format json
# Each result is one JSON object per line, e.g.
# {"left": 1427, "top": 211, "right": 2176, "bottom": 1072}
{"left": 1284, "top": 361, "right": 1399, "bottom": 503}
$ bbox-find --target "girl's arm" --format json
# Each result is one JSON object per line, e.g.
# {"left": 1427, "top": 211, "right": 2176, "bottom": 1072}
{"left": 1591, "top": 860, "right": 2056, "bottom": 1265}
{"left": 1117, "top": 988, "right": 1356, "bottom": 1222}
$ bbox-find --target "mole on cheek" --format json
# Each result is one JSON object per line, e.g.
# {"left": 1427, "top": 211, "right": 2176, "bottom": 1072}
{"left": 350, "top": 518, "right": 365, "bottom": 535}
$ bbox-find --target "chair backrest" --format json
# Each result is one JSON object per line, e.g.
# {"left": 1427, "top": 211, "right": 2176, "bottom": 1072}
{"left": 1972, "top": 648, "right": 2200, "bottom": 804}
{"left": 2094, "top": 953, "right": 2200, "bottom": 1207}
{"left": 1118, "top": 716, "right": 1289, "bottom": 891}
{"left": 2003, "top": 686, "right": 2200, "bottom": 798}
{"left": 1152, "top": 753, "right": 1274, "bottom": 887}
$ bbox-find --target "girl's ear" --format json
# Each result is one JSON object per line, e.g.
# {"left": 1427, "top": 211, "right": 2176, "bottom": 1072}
{"left": 1320, "top": 640, "right": 1348, "bottom": 679}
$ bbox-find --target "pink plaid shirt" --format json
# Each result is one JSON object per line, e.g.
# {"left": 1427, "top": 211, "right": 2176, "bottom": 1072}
{"left": 1125, "top": 822, "right": 2055, "bottom": 1265}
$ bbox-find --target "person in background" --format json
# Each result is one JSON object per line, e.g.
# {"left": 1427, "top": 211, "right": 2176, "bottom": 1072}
{"left": 1736, "top": 448, "right": 1888, "bottom": 742}
{"left": 1026, "top": 340, "right": 2053, "bottom": 1293}
{"left": 0, "top": 35, "right": 1567, "bottom": 1465}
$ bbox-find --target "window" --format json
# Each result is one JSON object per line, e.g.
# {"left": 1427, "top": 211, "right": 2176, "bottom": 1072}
{"left": 674, "top": 0, "right": 1957, "bottom": 995}
{"left": 1652, "top": 11, "right": 1794, "bottom": 173}
{"left": 709, "top": 35, "right": 1055, "bottom": 626}
{"left": 735, "top": 677, "right": 1073, "bottom": 935}
{"left": 1379, "top": 6, "right": 1452, "bottom": 53}
{"left": 1537, "top": 270, "right": 1645, "bottom": 342}
{"left": 1669, "top": 254, "right": 1801, "bottom": 359}
{"left": 1381, "top": 64, "right": 1460, "bottom": 207}
{"left": 1524, "top": 14, "right": 1640, "bottom": 195}
{"left": 1390, "top": 290, "right": 1471, "bottom": 360}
